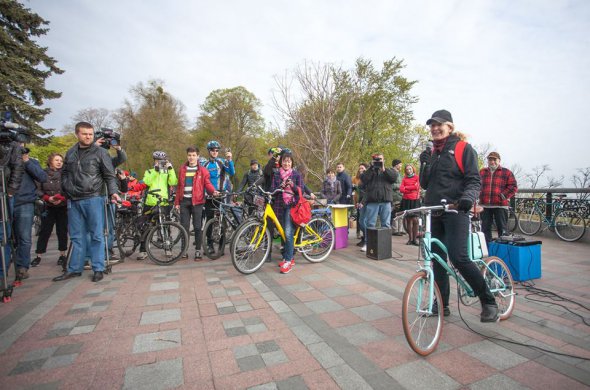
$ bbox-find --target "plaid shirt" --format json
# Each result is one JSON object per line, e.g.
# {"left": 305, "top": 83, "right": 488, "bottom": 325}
{"left": 479, "top": 166, "right": 517, "bottom": 206}
{"left": 270, "top": 170, "right": 303, "bottom": 218}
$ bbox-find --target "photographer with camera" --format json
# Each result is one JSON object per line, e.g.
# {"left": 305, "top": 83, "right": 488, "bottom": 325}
{"left": 13, "top": 140, "right": 47, "bottom": 284}
{"left": 136, "top": 151, "right": 178, "bottom": 260}
{"left": 0, "top": 114, "right": 25, "bottom": 293}
{"left": 53, "top": 122, "right": 120, "bottom": 283}
{"left": 359, "top": 153, "right": 397, "bottom": 252}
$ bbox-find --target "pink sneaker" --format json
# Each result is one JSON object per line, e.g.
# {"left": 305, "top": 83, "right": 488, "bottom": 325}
{"left": 280, "top": 260, "right": 293, "bottom": 274}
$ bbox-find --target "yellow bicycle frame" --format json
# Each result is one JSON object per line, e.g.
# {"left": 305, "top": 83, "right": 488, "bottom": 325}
{"left": 250, "top": 203, "right": 323, "bottom": 249}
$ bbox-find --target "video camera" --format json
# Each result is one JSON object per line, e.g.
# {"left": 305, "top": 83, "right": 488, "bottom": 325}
{"left": 94, "top": 128, "right": 121, "bottom": 149}
{"left": 0, "top": 112, "right": 30, "bottom": 145}
{"left": 371, "top": 155, "right": 384, "bottom": 169}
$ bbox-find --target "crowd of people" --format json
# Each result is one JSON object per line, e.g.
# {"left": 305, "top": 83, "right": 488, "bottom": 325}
{"left": 1, "top": 110, "right": 518, "bottom": 322}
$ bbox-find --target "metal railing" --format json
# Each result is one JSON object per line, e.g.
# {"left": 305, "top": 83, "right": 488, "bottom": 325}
{"left": 513, "top": 188, "right": 590, "bottom": 220}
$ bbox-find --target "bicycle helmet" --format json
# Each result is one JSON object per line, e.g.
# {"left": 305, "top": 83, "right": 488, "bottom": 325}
{"left": 207, "top": 140, "right": 221, "bottom": 150}
{"left": 152, "top": 151, "right": 168, "bottom": 160}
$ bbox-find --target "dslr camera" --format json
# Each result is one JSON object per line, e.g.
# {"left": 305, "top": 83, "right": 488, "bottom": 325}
{"left": 0, "top": 112, "right": 30, "bottom": 144}
{"left": 94, "top": 128, "right": 121, "bottom": 149}
{"left": 371, "top": 156, "right": 384, "bottom": 170}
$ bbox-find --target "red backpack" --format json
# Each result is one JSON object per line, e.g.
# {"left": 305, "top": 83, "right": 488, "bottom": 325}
{"left": 290, "top": 187, "right": 312, "bottom": 226}
{"left": 454, "top": 140, "right": 467, "bottom": 174}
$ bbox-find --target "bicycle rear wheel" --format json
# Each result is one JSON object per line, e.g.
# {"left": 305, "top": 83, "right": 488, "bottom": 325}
{"left": 146, "top": 221, "right": 188, "bottom": 265}
{"left": 116, "top": 219, "right": 137, "bottom": 258}
{"left": 482, "top": 257, "right": 515, "bottom": 320}
{"left": 300, "top": 217, "right": 334, "bottom": 263}
{"left": 517, "top": 209, "right": 542, "bottom": 235}
{"left": 231, "top": 220, "right": 271, "bottom": 274}
{"left": 402, "top": 271, "right": 443, "bottom": 356}
{"left": 506, "top": 210, "right": 518, "bottom": 233}
{"left": 203, "top": 218, "right": 226, "bottom": 260}
{"left": 554, "top": 210, "right": 586, "bottom": 242}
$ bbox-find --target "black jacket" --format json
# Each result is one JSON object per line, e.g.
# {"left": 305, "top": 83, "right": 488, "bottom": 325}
{"left": 238, "top": 169, "right": 263, "bottom": 192}
{"left": 360, "top": 167, "right": 396, "bottom": 204}
{"left": 62, "top": 143, "right": 118, "bottom": 200}
{"left": 420, "top": 134, "right": 481, "bottom": 206}
{"left": 336, "top": 171, "right": 353, "bottom": 204}
{"left": 0, "top": 142, "right": 24, "bottom": 196}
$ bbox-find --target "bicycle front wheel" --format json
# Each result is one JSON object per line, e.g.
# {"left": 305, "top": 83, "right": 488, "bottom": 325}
{"left": 146, "top": 221, "right": 188, "bottom": 266}
{"left": 402, "top": 271, "right": 443, "bottom": 356}
{"left": 300, "top": 217, "right": 334, "bottom": 263}
{"left": 517, "top": 209, "right": 542, "bottom": 235}
{"left": 554, "top": 210, "right": 586, "bottom": 242}
{"left": 231, "top": 220, "right": 271, "bottom": 274}
{"left": 482, "top": 256, "right": 515, "bottom": 320}
{"left": 203, "top": 218, "right": 226, "bottom": 260}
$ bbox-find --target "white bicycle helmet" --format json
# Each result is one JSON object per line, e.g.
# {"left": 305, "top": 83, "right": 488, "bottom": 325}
{"left": 152, "top": 151, "right": 168, "bottom": 160}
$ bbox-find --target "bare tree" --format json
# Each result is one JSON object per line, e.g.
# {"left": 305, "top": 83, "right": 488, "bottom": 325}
{"left": 272, "top": 61, "right": 360, "bottom": 180}
{"left": 509, "top": 163, "right": 526, "bottom": 187}
{"left": 545, "top": 175, "right": 564, "bottom": 189}
{"left": 572, "top": 167, "right": 590, "bottom": 200}
{"left": 524, "top": 164, "right": 550, "bottom": 189}
{"left": 474, "top": 142, "right": 494, "bottom": 168}
{"left": 72, "top": 107, "right": 115, "bottom": 130}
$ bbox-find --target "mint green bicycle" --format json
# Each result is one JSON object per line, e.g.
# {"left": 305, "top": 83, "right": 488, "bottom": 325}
{"left": 399, "top": 203, "right": 516, "bottom": 356}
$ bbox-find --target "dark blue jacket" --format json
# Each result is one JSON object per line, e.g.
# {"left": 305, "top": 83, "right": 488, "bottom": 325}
{"left": 336, "top": 171, "right": 353, "bottom": 204}
{"left": 14, "top": 158, "right": 47, "bottom": 206}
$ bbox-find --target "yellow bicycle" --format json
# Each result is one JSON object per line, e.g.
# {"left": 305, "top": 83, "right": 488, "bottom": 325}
{"left": 230, "top": 186, "right": 335, "bottom": 274}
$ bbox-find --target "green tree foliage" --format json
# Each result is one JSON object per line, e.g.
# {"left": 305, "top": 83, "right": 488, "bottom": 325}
{"left": 193, "top": 86, "right": 269, "bottom": 183}
{"left": 27, "top": 133, "right": 77, "bottom": 167}
{"left": 117, "top": 80, "right": 189, "bottom": 174}
{"left": 0, "top": 0, "right": 63, "bottom": 135}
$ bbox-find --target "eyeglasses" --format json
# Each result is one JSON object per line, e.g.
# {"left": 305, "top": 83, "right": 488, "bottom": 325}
{"left": 210, "top": 149, "right": 219, "bottom": 152}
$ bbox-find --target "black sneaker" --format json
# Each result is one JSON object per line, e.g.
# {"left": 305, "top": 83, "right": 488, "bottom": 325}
{"left": 480, "top": 304, "right": 499, "bottom": 323}
{"left": 194, "top": 250, "right": 202, "bottom": 261}
{"left": 430, "top": 301, "right": 450, "bottom": 317}
{"left": 31, "top": 256, "right": 41, "bottom": 267}
{"left": 57, "top": 255, "right": 66, "bottom": 266}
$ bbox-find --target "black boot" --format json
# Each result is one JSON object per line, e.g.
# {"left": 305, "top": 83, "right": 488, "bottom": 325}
{"left": 480, "top": 289, "right": 499, "bottom": 323}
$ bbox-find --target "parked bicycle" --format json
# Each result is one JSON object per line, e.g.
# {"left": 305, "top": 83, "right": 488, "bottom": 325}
{"left": 115, "top": 190, "right": 189, "bottom": 265}
{"left": 517, "top": 194, "right": 586, "bottom": 242}
{"left": 398, "top": 202, "right": 515, "bottom": 356}
{"left": 230, "top": 186, "right": 335, "bottom": 274}
{"left": 202, "top": 192, "right": 248, "bottom": 260}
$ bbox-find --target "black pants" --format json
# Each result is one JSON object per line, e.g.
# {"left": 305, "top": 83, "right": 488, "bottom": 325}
{"left": 179, "top": 197, "right": 204, "bottom": 250}
{"left": 431, "top": 211, "right": 494, "bottom": 308}
{"left": 481, "top": 208, "right": 508, "bottom": 243}
{"left": 36, "top": 206, "right": 68, "bottom": 253}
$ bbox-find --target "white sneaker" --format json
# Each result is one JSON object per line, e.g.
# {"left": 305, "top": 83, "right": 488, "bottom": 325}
{"left": 136, "top": 252, "right": 148, "bottom": 260}
{"left": 360, "top": 245, "right": 367, "bottom": 252}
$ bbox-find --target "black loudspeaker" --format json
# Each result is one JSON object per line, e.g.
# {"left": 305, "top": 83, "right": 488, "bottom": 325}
{"left": 366, "top": 227, "right": 392, "bottom": 260}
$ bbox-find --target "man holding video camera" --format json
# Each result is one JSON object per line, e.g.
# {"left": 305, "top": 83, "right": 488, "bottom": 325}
{"left": 359, "top": 153, "right": 397, "bottom": 252}
{"left": 53, "top": 122, "right": 120, "bottom": 283}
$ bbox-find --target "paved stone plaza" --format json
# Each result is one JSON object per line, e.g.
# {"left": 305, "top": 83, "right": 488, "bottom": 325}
{"left": 0, "top": 233, "right": 589, "bottom": 389}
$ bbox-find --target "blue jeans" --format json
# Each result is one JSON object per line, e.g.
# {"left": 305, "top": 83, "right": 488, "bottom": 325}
{"left": 14, "top": 202, "right": 35, "bottom": 270}
{"left": 357, "top": 206, "right": 367, "bottom": 239}
{"left": 0, "top": 197, "right": 14, "bottom": 279}
{"left": 365, "top": 202, "right": 392, "bottom": 229}
{"left": 279, "top": 207, "right": 295, "bottom": 261}
{"left": 68, "top": 197, "right": 106, "bottom": 273}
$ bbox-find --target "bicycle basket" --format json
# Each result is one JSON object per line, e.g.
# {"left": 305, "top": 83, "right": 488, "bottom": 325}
{"left": 253, "top": 194, "right": 266, "bottom": 208}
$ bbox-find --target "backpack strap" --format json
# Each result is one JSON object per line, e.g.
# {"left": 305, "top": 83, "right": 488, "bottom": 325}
{"left": 454, "top": 140, "right": 467, "bottom": 174}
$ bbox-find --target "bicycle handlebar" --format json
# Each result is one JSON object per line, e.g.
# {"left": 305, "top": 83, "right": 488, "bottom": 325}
{"left": 393, "top": 202, "right": 458, "bottom": 221}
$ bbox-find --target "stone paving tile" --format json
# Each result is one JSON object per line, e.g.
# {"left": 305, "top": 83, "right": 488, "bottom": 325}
{"left": 460, "top": 340, "right": 529, "bottom": 370}
{"left": 304, "top": 299, "right": 344, "bottom": 314}
{"left": 349, "top": 304, "right": 391, "bottom": 321}
{"left": 123, "top": 357, "right": 184, "bottom": 390}
{"left": 149, "top": 281, "right": 179, "bottom": 291}
{"left": 386, "top": 359, "right": 460, "bottom": 390}
{"left": 146, "top": 293, "right": 180, "bottom": 305}
{"left": 327, "top": 363, "right": 371, "bottom": 389}
{"left": 307, "top": 342, "right": 345, "bottom": 369}
{"left": 132, "top": 329, "right": 181, "bottom": 353}
{"left": 237, "top": 355, "right": 266, "bottom": 371}
{"left": 275, "top": 375, "right": 308, "bottom": 389}
{"left": 23, "top": 382, "right": 61, "bottom": 390}
{"left": 468, "top": 373, "right": 529, "bottom": 390}
{"left": 336, "top": 323, "right": 387, "bottom": 346}
{"left": 139, "top": 308, "right": 181, "bottom": 325}
{"left": 261, "top": 350, "right": 289, "bottom": 366}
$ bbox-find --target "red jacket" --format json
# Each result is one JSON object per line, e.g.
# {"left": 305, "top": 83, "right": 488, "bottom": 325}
{"left": 479, "top": 166, "right": 517, "bottom": 206}
{"left": 175, "top": 163, "right": 216, "bottom": 206}
{"left": 400, "top": 175, "right": 420, "bottom": 200}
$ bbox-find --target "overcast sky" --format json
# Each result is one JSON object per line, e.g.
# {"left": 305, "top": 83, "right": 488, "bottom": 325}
{"left": 27, "top": 0, "right": 590, "bottom": 186}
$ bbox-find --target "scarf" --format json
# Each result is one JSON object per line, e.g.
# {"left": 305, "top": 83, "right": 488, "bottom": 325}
{"left": 280, "top": 168, "right": 294, "bottom": 204}
{"left": 406, "top": 173, "right": 415, "bottom": 178}
{"left": 432, "top": 137, "right": 448, "bottom": 154}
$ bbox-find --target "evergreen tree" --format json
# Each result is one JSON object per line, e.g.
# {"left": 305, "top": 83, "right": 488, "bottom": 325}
{"left": 0, "top": 0, "right": 63, "bottom": 135}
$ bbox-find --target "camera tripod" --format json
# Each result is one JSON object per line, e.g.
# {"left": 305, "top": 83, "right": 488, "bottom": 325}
{"left": 1, "top": 169, "right": 15, "bottom": 302}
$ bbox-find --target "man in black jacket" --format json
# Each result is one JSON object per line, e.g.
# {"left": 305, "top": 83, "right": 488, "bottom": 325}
{"left": 359, "top": 153, "right": 396, "bottom": 252}
{"left": 336, "top": 163, "right": 353, "bottom": 205}
{"left": 53, "top": 122, "right": 120, "bottom": 283}
{"left": 0, "top": 138, "right": 24, "bottom": 288}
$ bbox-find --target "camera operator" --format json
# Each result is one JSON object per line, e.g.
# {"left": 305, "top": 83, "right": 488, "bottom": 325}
{"left": 136, "top": 151, "right": 177, "bottom": 260}
{"left": 13, "top": 141, "right": 47, "bottom": 283}
{"left": 95, "top": 129, "right": 126, "bottom": 261}
{"left": 0, "top": 122, "right": 24, "bottom": 290}
{"left": 359, "top": 153, "right": 397, "bottom": 252}
{"left": 53, "top": 122, "right": 120, "bottom": 283}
